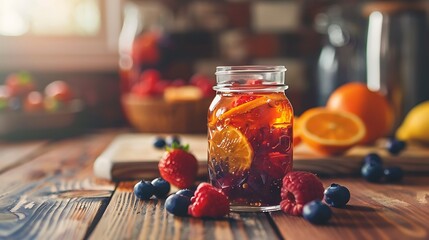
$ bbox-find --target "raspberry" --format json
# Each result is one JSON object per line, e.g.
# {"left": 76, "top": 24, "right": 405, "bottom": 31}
{"left": 280, "top": 171, "right": 324, "bottom": 216}
{"left": 188, "top": 183, "right": 230, "bottom": 218}
{"left": 232, "top": 95, "right": 259, "bottom": 107}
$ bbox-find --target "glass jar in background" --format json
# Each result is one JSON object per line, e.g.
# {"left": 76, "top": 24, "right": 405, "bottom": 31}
{"left": 118, "top": 1, "right": 174, "bottom": 93}
{"left": 208, "top": 66, "right": 293, "bottom": 212}
{"left": 118, "top": 1, "right": 213, "bottom": 134}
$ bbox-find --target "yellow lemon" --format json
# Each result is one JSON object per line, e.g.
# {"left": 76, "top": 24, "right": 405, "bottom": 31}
{"left": 396, "top": 101, "right": 429, "bottom": 143}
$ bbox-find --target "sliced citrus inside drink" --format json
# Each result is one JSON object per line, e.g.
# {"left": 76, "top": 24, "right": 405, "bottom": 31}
{"left": 209, "top": 125, "right": 253, "bottom": 172}
{"left": 299, "top": 108, "right": 366, "bottom": 155}
{"left": 218, "top": 96, "right": 269, "bottom": 121}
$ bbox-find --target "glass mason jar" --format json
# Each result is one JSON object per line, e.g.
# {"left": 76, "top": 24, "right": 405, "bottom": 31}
{"left": 118, "top": 2, "right": 212, "bottom": 134}
{"left": 208, "top": 66, "right": 294, "bottom": 212}
{"left": 118, "top": 1, "right": 173, "bottom": 93}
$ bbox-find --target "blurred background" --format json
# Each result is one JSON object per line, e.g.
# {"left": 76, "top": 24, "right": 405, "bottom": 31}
{"left": 0, "top": 0, "right": 428, "bottom": 138}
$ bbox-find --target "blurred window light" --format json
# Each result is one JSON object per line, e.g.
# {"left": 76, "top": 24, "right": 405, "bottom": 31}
{"left": 0, "top": 0, "right": 101, "bottom": 36}
{"left": 0, "top": 0, "right": 121, "bottom": 72}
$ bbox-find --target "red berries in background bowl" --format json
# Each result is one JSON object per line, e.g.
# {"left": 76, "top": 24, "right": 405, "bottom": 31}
{"left": 0, "top": 73, "right": 77, "bottom": 114}
{"left": 24, "top": 91, "right": 44, "bottom": 112}
{"left": 122, "top": 69, "right": 213, "bottom": 134}
{"left": 45, "top": 80, "right": 73, "bottom": 102}
{"left": 5, "top": 72, "right": 35, "bottom": 97}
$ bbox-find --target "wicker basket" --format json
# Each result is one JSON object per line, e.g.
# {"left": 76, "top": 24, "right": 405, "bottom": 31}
{"left": 122, "top": 94, "right": 211, "bottom": 133}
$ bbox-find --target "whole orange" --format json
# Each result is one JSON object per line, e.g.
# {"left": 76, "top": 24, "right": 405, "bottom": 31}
{"left": 326, "top": 82, "right": 394, "bottom": 144}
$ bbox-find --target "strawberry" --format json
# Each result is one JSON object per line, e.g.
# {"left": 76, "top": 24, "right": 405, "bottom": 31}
{"left": 188, "top": 182, "right": 230, "bottom": 218}
{"left": 158, "top": 144, "right": 198, "bottom": 189}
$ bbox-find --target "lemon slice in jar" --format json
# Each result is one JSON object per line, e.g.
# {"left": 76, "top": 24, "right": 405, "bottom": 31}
{"left": 209, "top": 125, "right": 253, "bottom": 172}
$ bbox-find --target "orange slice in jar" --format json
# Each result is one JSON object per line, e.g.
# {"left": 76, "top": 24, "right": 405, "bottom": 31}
{"left": 299, "top": 108, "right": 366, "bottom": 155}
{"left": 218, "top": 96, "right": 269, "bottom": 121}
{"left": 209, "top": 125, "right": 253, "bottom": 172}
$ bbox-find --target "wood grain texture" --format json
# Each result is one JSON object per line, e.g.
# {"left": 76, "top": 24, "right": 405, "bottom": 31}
{"left": 271, "top": 177, "right": 429, "bottom": 240}
{"left": 0, "top": 131, "right": 118, "bottom": 240}
{"left": 90, "top": 182, "right": 281, "bottom": 240}
{"left": 93, "top": 134, "right": 429, "bottom": 181}
{"left": 0, "top": 140, "right": 47, "bottom": 173}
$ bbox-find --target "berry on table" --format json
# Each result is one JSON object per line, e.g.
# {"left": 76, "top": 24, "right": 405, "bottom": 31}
{"left": 324, "top": 183, "right": 350, "bottom": 208}
{"left": 176, "top": 189, "right": 194, "bottom": 198}
{"left": 166, "top": 135, "right": 181, "bottom": 146}
{"left": 280, "top": 171, "right": 325, "bottom": 216}
{"left": 363, "top": 153, "right": 383, "bottom": 166}
{"left": 165, "top": 194, "right": 191, "bottom": 216}
{"left": 153, "top": 137, "right": 166, "bottom": 149}
{"left": 158, "top": 144, "right": 198, "bottom": 189}
{"left": 361, "top": 162, "right": 384, "bottom": 182}
{"left": 188, "top": 183, "right": 230, "bottom": 218}
{"left": 151, "top": 177, "right": 171, "bottom": 198}
{"left": 384, "top": 167, "right": 404, "bottom": 182}
{"left": 303, "top": 200, "right": 332, "bottom": 225}
{"left": 386, "top": 138, "right": 406, "bottom": 155}
{"left": 134, "top": 180, "right": 155, "bottom": 200}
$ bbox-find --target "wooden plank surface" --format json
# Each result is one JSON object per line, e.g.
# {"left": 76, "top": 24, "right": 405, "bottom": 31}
{"left": 271, "top": 177, "right": 429, "bottom": 240}
{"left": 90, "top": 182, "right": 281, "bottom": 240}
{"left": 0, "top": 140, "right": 47, "bottom": 173}
{"left": 93, "top": 133, "right": 429, "bottom": 181}
{"left": 1, "top": 129, "right": 428, "bottom": 240}
{"left": 0, "top": 131, "right": 118, "bottom": 240}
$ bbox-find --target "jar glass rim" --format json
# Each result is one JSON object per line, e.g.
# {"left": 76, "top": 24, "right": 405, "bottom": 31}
{"left": 215, "top": 65, "right": 287, "bottom": 75}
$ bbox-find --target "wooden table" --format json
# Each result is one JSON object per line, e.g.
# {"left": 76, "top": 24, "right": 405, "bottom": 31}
{"left": 0, "top": 129, "right": 428, "bottom": 240}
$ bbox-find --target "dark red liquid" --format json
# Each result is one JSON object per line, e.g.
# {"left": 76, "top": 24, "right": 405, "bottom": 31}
{"left": 208, "top": 92, "right": 293, "bottom": 207}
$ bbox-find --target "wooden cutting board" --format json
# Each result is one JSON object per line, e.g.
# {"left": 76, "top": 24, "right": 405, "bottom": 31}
{"left": 93, "top": 133, "right": 429, "bottom": 181}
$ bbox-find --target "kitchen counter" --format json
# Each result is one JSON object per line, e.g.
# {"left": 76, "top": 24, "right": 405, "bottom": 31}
{"left": 0, "top": 129, "right": 428, "bottom": 240}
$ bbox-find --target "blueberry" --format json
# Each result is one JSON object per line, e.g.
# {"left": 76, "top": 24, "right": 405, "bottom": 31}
{"left": 153, "top": 137, "right": 166, "bottom": 149}
{"left": 176, "top": 189, "right": 194, "bottom": 198}
{"left": 165, "top": 194, "right": 191, "bottom": 216}
{"left": 386, "top": 139, "right": 406, "bottom": 155}
{"left": 166, "top": 135, "right": 181, "bottom": 146}
{"left": 363, "top": 153, "right": 383, "bottom": 166}
{"left": 324, "top": 183, "right": 350, "bottom": 208}
{"left": 133, "top": 180, "right": 155, "bottom": 200}
{"left": 384, "top": 167, "right": 404, "bottom": 182}
{"left": 151, "top": 177, "right": 171, "bottom": 198}
{"left": 303, "top": 200, "right": 332, "bottom": 225}
{"left": 8, "top": 97, "right": 22, "bottom": 111}
{"left": 361, "top": 162, "right": 384, "bottom": 182}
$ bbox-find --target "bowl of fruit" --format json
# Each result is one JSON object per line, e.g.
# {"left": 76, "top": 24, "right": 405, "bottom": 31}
{"left": 121, "top": 69, "right": 214, "bottom": 133}
{"left": 0, "top": 72, "right": 83, "bottom": 137}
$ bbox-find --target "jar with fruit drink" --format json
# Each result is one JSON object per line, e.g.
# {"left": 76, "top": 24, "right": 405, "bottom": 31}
{"left": 208, "top": 66, "right": 293, "bottom": 212}
{"left": 118, "top": 2, "right": 214, "bottom": 133}
{"left": 118, "top": 1, "right": 173, "bottom": 93}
